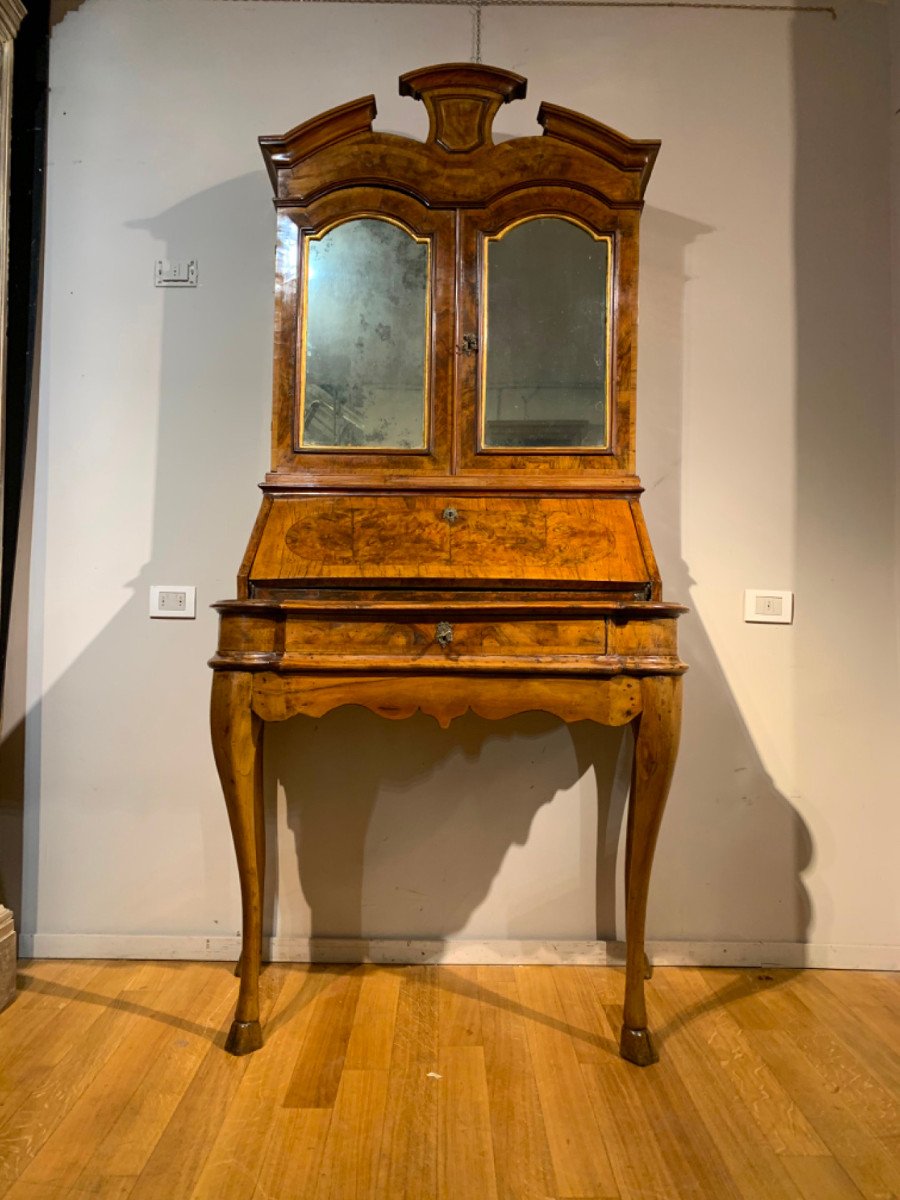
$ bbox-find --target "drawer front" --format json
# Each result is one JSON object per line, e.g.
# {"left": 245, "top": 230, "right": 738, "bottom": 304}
{"left": 283, "top": 617, "right": 607, "bottom": 659}
{"left": 250, "top": 495, "right": 651, "bottom": 587}
{"left": 212, "top": 606, "right": 685, "bottom": 675}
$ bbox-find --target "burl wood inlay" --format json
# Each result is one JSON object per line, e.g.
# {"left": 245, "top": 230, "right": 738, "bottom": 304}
{"left": 210, "top": 63, "right": 686, "bottom": 1070}
{"left": 255, "top": 495, "right": 646, "bottom": 587}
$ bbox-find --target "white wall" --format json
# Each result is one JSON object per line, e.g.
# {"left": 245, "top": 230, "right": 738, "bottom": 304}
{"left": 3, "top": 0, "right": 898, "bottom": 965}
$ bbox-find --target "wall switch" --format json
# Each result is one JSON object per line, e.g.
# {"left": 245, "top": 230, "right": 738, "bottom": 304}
{"left": 154, "top": 259, "right": 198, "bottom": 287}
{"left": 744, "top": 588, "right": 793, "bottom": 624}
{"left": 150, "top": 585, "right": 196, "bottom": 619}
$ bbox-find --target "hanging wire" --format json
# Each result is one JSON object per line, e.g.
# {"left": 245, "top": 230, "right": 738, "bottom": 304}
{"left": 471, "top": 0, "right": 483, "bottom": 62}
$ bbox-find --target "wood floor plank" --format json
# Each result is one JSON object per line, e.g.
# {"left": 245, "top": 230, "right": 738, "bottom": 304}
{"left": 282, "top": 967, "right": 363, "bottom": 1109}
{"left": 125, "top": 965, "right": 287, "bottom": 1200}
{"left": 438, "top": 965, "right": 484, "bottom": 1047}
{"left": 386, "top": 965, "right": 439, "bottom": 1069}
{"left": 583, "top": 965, "right": 627, "bottom": 1006}
{"left": 553, "top": 966, "right": 619, "bottom": 1065}
{"left": 189, "top": 966, "right": 311, "bottom": 1200}
{"left": 661, "top": 968, "right": 828, "bottom": 1157}
{"left": 644, "top": 974, "right": 807, "bottom": 1200}
{"left": 67, "top": 963, "right": 240, "bottom": 1200}
{"left": 583, "top": 980, "right": 748, "bottom": 1200}
{"left": 315, "top": 1068, "right": 390, "bottom": 1200}
{"left": 698, "top": 967, "right": 814, "bottom": 1033}
{"left": 785, "top": 973, "right": 900, "bottom": 1098}
{"left": 480, "top": 980, "right": 557, "bottom": 1200}
{"left": 747, "top": 1028, "right": 900, "bottom": 1200}
{"left": 0, "top": 962, "right": 148, "bottom": 1103}
{"left": 788, "top": 1023, "right": 900, "bottom": 1140}
{"left": 251, "top": 1109, "right": 332, "bottom": 1200}
{"left": 477, "top": 965, "right": 517, "bottom": 985}
{"left": 249, "top": 967, "right": 342, "bottom": 1198}
{"left": 438, "top": 1045, "right": 499, "bottom": 1200}
{"left": 811, "top": 969, "right": 900, "bottom": 1015}
{"left": 375, "top": 967, "right": 440, "bottom": 1200}
{"left": 579, "top": 1063, "right": 681, "bottom": 1200}
{"left": 0, "top": 961, "right": 106, "bottom": 1047}
{"left": 0, "top": 962, "right": 162, "bottom": 1193}
{"left": 343, "top": 966, "right": 401, "bottom": 1071}
{"left": 515, "top": 966, "right": 619, "bottom": 1199}
{"left": 2, "top": 963, "right": 219, "bottom": 1200}
{"left": 779, "top": 1154, "right": 868, "bottom": 1200}
{"left": 1, "top": 961, "right": 897, "bottom": 1200}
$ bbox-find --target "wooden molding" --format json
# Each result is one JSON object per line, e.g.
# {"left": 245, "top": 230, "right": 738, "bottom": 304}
{"left": 538, "top": 102, "right": 660, "bottom": 199}
{"left": 259, "top": 95, "right": 376, "bottom": 190}
{"left": 400, "top": 62, "right": 526, "bottom": 152}
{"left": 249, "top": 671, "right": 645, "bottom": 728}
{"left": 0, "top": 905, "right": 15, "bottom": 1013}
{"left": 0, "top": 0, "right": 25, "bottom": 43}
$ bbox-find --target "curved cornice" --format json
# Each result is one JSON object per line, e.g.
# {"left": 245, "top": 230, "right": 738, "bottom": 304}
{"left": 260, "top": 64, "right": 659, "bottom": 203}
{"left": 538, "top": 103, "right": 660, "bottom": 200}
{"left": 259, "top": 94, "right": 377, "bottom": 190}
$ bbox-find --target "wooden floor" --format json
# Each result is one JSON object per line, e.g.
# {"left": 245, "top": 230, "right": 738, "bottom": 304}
{"left": 0, "top": 961, "right": 897, "bottom": 1199}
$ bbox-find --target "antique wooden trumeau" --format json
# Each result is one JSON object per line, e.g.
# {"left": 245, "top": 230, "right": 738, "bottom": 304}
{"left": 210, "top": 63, "right": 686, "bottom": 1065}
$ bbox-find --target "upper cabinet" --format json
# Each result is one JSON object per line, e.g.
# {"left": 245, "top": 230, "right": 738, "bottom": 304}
{"left": 258, "top": 63, "right": 659, "bottom": 488}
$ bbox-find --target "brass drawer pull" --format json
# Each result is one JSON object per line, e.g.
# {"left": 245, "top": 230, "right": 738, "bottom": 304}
{"left": 442, "top": 506, "right": 458, "bottom": 523}
{"left": 436, "top": 621, "right": 454, "bottom": 647}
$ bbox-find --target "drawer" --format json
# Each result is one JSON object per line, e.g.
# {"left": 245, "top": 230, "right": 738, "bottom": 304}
{"left": 211, "top": 601, "right": 686, "bottom": 675}
{"left": 282, "top": 616, "right": 607, "bottom": 659}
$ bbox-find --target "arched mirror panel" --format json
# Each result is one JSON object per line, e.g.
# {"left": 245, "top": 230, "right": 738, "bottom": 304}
{"left": 300, "top": 217, "right": 430, "bottom": 450}
{"left": 481, "top": 216, "right": 611, "bottom": 450}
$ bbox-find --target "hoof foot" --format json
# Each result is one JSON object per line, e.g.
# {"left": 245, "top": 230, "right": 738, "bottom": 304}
{"left": 225, "top": 1019, "right": 262, "bottom": 1056}
{"left": 619, "top": 1025, "right": 658, "bottom": 1067}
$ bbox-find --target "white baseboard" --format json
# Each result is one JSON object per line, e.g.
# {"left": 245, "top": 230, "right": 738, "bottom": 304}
{"left": 16, "top": 933, "right": 900, "bottom": 971}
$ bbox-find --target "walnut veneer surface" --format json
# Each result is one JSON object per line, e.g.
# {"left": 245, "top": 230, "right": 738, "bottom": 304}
{"left": 210, "top": 63, "right": 687, "bottom": 1066}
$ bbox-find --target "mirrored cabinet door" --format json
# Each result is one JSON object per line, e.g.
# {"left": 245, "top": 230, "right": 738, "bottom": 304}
{"left": 271, "top": 194, "right": 454, "bottom": 476}
{"left": 456, "top": 199, "right": 622, "bottom": 475}
{"left": 482, "top": 217, "right": 611, "bottom": 451}
{"left": 301, "top": 217, "right": 430, "bottom": 451}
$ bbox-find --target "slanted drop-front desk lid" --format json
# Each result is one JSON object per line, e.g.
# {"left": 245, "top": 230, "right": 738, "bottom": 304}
{"left": 245, "top": 495, "right": 656, "bottom": 594}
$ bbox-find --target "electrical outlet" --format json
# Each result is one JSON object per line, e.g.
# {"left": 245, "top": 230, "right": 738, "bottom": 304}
{"left": 744, "top": 589, "right": 793, "bottom": 625}
{"left": 149, "top": 585, "right": 196, "bottom": 619}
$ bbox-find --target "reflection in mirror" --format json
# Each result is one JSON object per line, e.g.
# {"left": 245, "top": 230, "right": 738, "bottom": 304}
{"left": 483, "top": 218, "right": 610, "bottom": 449}
{"left": 301, "top": 218, "right": 429, "bottom": 449}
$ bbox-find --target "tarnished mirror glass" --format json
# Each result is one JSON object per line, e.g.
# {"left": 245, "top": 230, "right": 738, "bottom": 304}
{"left": 301, "top": 218, "right": 429, "bottom": 449}
{"left": 482, "top": 218, "right": 610, "bottom": 449}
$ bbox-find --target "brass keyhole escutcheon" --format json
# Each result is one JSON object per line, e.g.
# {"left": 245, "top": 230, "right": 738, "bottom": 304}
{"left": 436, "top": 621, "right": 454, "bottom": 647}
{"left": 442, "top": 506, "right": 458, "bottom": 523}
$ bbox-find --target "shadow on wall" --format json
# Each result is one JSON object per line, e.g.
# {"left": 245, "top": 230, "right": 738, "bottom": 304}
{"left": 639, "top": 209, "right": 813, "bottom": 953}
{"left": 791, "top": 3, "right": 899, "bottom": 947}
{"left": 0, "top": 172, "right": 812, "bottom": 963}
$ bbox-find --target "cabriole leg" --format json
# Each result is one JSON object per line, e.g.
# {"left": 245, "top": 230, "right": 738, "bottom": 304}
{"left": 620, "top": 674, "right": 682, "bottom": 1066}
{"left": 211, "top": 671, "right": 265, "bottom": 1055}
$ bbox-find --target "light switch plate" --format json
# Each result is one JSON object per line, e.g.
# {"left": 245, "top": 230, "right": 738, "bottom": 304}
{"left": 744, "top": 588, "right": 793, "bottom": 624}
{"left": 150, "top": 585, "right": 196, "bottom": 619}
{"left": 155, "top": 259, "right": 198, "bottom": 287}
